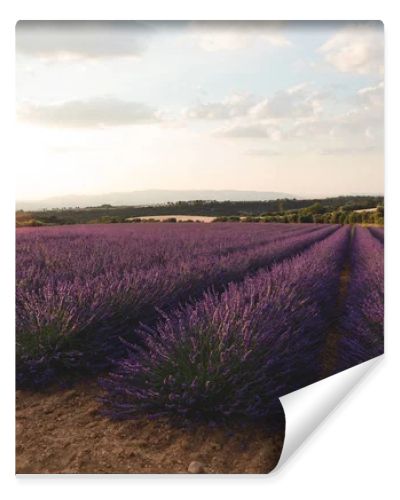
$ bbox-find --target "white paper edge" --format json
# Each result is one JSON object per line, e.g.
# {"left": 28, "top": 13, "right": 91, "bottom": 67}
{"left": 275, "top": 355, "right": 383, "bottom": 470}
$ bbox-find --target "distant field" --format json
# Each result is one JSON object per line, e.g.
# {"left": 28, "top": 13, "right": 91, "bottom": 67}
{"left": 126, "top": 215, "right": 215, "bottom": 223}
{"left": 353, "top": 207, "right": 378, "bottom": 213}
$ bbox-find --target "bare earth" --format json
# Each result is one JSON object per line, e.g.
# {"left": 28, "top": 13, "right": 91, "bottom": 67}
{"left": 16, "top": 381, "right": 284, "bottom": 474}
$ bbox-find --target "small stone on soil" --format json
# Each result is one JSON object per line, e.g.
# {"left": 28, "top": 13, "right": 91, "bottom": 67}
{"left": 188, "top": 461, "right": 205, "bottom": 474}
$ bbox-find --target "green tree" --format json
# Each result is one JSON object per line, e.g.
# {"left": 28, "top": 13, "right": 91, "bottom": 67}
{"left": 298, "top": 214, "right": 313, "bottom": 223}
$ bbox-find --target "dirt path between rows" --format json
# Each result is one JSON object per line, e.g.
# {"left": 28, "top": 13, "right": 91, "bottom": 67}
{"left": 16, "top": 381, "right": 284, "bottom": 474}
{"left": 320, "top": 229, "right": 353, "bottom": 378}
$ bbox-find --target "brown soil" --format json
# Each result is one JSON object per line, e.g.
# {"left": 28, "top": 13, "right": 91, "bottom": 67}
{"left": 321, "top": 230, "right": 353, "bottom": 377}
{"left": 16, "top": 381, "right": 284, "bottom": 474}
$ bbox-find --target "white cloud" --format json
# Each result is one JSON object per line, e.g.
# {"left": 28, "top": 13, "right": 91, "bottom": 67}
{"left": 16, "top": 21, "right": 150, "bottom": 61}
{"left": 17, "top": 97, "right": 161, "bottom": 128}
{"left": 186, "top": 84, "right": 328, "bottom": 123}
{"left": 318, "top": 23, "right": 384, "bottom": 75}
{"left": 207, "top": 81, "right": 383, "bottom": 156}
{"left": 190, "top": 22, "right": 291, "bottom": 52}
{"left": 357, "top": 81, "right": 384, "bottom": 110}
{"left": 214, "top": 123, "right": 282, "bottom": 141}
{"left": 16, "top": 21, "right": 292, "bottom": 61}
{"left": 288, "top": 83, "right": 383, "bottom": 153}
{"left": 250, "top": 84, "right": 327, "bottom": 119}
{"left": 184, "top": 94, "right": 257, "bottom": 120}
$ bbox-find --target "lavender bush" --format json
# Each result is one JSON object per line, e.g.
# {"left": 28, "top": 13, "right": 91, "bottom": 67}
{"left": 100, "top": 227, "right": 350, "bottom": 422}
{"left": 16, "top": 223, "right": 337, "bottom": 388}
{"left": 368, "top": 226, "right": 384, "bottom": 244}
{"left": 339, "top": 227, "right": 384, "bottom": 369}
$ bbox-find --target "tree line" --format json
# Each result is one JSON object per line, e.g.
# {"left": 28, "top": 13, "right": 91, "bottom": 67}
{"left": 16, "top": 196, "right": 384, "bottom": 227}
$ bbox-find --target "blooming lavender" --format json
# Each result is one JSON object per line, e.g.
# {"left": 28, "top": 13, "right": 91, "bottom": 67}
{"left": 338, "top": 227, "right": 384, "bottom": 369}
{"left": 100, "top": 227, "right": 350, "bottom": 422}
{"left": 368, "top": 226, "right": 384, "bottom": 244}
{"left": 16, "top": 223, "right": 337, "bottom": 388}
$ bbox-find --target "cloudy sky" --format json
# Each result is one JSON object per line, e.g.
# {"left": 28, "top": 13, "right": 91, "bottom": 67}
{"left": 16, "top": 21, "right": 384, "bottom": 201}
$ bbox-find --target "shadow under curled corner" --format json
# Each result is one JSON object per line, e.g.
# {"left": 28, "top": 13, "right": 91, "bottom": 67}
{"left": 274, "top": 355, "right": 383, "bottom": 472}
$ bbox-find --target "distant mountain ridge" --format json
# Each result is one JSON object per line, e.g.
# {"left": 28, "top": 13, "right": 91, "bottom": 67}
{"left": 16, "top": 190, "right": 296, "bottom": 211}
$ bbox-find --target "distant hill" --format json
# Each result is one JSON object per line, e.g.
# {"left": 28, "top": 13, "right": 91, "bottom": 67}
{"left": 16, "top": 189, "right": 296, "bottom": 211}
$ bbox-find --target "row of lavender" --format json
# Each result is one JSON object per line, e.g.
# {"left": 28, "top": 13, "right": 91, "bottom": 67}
{"left": 369, "top": 226, "right": 384, "bottom": 244}
{"left": 16, "top": 223, "right": 337, "bottom": 388}
{"left": 101, "top": 227, "right": 351, "bottom": 421}
{"left": 16, "top": 223, "right": 320, "bottom": 287}
{"left": 17, "top": 223, "right": 328, "bottom": 283}
{"left": 338, "top": 227, "right": 384, "bottom": 369}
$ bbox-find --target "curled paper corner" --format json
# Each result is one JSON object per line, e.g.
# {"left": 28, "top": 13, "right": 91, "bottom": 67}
{"left": 274, "top": 355, "right": 383, "bottom": 471}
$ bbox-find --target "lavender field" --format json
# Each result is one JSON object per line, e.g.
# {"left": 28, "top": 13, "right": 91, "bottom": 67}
{"left": 16, "top": 223, "right": 383, "bottom": 421}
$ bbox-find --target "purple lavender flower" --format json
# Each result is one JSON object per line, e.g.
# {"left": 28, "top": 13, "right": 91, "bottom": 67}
{"left": 100, "top": 227, "right": 350, "bottom": 421}
{"left": 17, "top": 223, "right": 338, "bottom": 388}
{"left": 339, "top": 227, "right": 384, "bottom": 369}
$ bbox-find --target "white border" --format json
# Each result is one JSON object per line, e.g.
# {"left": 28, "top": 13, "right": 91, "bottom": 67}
{"left": 2, "top": 2, "right": 399, "bottom": 499}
